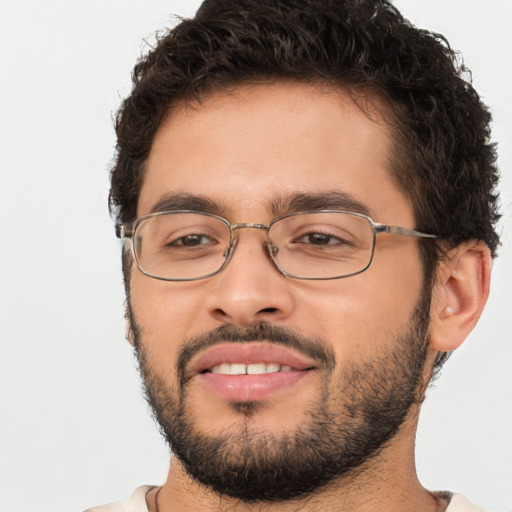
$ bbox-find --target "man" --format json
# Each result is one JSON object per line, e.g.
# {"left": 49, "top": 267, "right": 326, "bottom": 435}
{"left": 87, "top": 0, "right": 500, "bottom": 510}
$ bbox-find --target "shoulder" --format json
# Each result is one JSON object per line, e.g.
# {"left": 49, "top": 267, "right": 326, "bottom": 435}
{"left": 446, "top": 494, "right": 492, "bottom": 512}
{"left": 83, "top": 485, "right": 155, "bottom": 512}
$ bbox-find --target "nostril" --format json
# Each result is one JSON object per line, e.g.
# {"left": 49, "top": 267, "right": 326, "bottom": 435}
{"left": 259, "top": 307, "right": 278, "bottom": 314}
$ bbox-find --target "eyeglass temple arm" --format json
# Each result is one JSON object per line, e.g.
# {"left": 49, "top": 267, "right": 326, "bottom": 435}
{"left": 375, "top": 224, "right": 437, "bottom": 239}
{"left": 115, "top": 224, "right": 134, "bottom": 239}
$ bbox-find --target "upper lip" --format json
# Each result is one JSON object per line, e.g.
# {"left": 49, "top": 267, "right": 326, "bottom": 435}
{"left": 190, "top": 342, "right": 318, "bottom": 374}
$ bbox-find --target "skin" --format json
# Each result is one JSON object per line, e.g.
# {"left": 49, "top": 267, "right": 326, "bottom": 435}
{"left": 128, "top": 81, "right": 491, "bottom": 511}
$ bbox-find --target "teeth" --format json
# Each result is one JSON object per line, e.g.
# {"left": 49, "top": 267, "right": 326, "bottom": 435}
{"left": 230, "top": 363, "right": 246, "bottom": 375}
{"left": 210, "top": 363, "right": 294, "bottom": 375}
{"left": 247, "top": 363, "right": 267, "bottom": 375}
{"left": 217, "top": 363, "right": 232, "bottom": 374}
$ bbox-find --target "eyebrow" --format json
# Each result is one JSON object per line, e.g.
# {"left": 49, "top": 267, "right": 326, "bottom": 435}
{"left": 149, "top": 193, "right": 226, "bottom": 216}
{"left": 148, "top": 191, "right": 371, "bottom": 218}
{"left": 269, "top": 191, "right": 372, "bottom": 217}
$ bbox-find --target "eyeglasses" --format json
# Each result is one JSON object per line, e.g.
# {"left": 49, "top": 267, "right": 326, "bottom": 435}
{"left": 116, "top": 210, "right": 437, "bottom": 281}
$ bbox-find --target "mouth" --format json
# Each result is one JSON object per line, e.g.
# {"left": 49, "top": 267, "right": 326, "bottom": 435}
{"left": 191, "top": 343, "right": 317, "bottom": 402}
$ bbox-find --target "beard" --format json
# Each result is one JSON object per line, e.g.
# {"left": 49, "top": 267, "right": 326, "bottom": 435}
{"left": 128, "top": 289, "right": 431, "bottom": 503}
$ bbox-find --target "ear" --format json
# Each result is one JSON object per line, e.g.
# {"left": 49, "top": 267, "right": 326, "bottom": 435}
{"left": 429, "top": 241, "right": 492, "bottom": 352}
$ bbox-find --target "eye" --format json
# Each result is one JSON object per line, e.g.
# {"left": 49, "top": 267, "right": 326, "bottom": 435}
{"left": 299, "top": 232, "right": 339, "bottom": 245}
{"left": 169, "top": 234, "right": 216, "bottom": 247}
{"left": 296, "top": 231, "right": 351, "bottom": 246}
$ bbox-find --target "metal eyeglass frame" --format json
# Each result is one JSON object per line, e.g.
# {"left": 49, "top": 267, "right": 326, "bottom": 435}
{"left": 116, "top": 209, "right": 438, "bottom": 281}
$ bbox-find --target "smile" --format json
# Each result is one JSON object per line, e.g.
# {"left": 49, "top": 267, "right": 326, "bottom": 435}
{"left": 191, "top": 343, "right": 317, "bottom": 401}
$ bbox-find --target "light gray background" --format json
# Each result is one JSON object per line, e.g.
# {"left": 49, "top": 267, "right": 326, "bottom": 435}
{"left": 0, "top": 1, "right": 511, "bottom": 511}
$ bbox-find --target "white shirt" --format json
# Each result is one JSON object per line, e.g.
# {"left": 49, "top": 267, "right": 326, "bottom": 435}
{"left": 84, "top": 486, "right": 492, "bottom": 512}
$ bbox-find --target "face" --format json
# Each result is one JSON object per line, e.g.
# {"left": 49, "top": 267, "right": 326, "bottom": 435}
{"left": 128, "top": 82, "right": 430, "bottom": 500}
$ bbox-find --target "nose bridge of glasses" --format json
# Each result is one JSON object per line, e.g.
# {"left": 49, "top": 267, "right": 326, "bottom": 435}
{"left": 227, "top": 222, "right": 278, "bottom": 262}
{"left": 230, "top": 222, "right": 270, "bottom": 233}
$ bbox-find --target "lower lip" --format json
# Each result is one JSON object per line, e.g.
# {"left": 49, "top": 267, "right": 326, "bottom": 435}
{"left": 197, "top": 370, "right": 311, "bottom": 401}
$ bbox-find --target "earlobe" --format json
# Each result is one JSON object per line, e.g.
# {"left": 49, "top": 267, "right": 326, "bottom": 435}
{"left": 429, "top": 241, "right": 492, "bottom": 353}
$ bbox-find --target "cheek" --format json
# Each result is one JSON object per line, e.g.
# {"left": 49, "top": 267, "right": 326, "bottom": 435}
{"left": 130, "top": 265, "right": 227, "bottom": 366}
{"left": 129, "top": 271, "right": 200, "bottom": 361}
{"left": 291, "top": 250, "right": 424, "bottom": 359}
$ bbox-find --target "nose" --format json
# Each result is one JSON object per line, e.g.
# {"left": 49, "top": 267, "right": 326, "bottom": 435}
{"left": 205, "top": 228, "right": 296, "bottom": 325}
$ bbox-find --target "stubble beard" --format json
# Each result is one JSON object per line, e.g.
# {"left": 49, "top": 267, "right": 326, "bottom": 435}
{"left": 129, "top": 289, "right": 431, "bottom": 503}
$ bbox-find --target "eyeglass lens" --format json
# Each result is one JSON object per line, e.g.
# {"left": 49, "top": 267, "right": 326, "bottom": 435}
{"left": 133, "top": 212, "right": 375, "bottom": 280}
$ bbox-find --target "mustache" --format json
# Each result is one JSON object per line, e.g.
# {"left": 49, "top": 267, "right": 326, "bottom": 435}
{"left": 177, "top": 323, "right": 336, "bottom": 382}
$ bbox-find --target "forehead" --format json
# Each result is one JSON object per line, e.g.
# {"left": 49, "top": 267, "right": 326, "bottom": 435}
{"left": 138, "top": 81, "right": 412, "bottom": 224}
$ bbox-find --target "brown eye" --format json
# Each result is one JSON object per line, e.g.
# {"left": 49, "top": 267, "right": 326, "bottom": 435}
{"left": 297, "top": 232, "right": 348, "bottom": 246}
{"left": 304, "top": 233, "right": 334, "bottom": 245}
{"left": 170, "top": 234, "right": 215, "bottom": 247}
